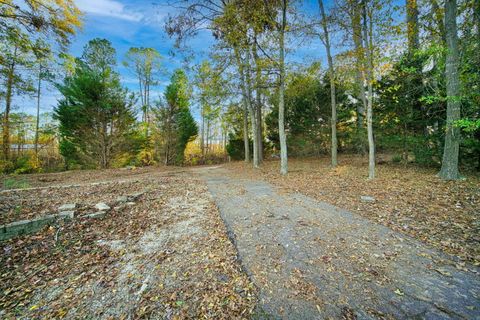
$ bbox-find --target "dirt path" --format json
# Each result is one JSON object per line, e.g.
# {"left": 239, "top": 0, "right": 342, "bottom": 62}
{"left": 196, "top": 166, "right": 480, "bottom": 319}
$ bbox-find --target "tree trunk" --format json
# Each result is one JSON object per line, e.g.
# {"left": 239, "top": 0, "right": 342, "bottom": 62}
{"left": 252, "top": 37, "right": 263, "bottom": 163}
{"left": 439, "top": 0, "right": 461, "bottom": 180}
{"left": 34, "top": 64, "right": 42, "bottom": 156}
{"left": 206, "top": 118, "right": 210, "bottom": 155}
{"left": 429, "top": 0, "right": 446, "bottom": 42}
{"left": 235, "top": 46, "right": 258, "bottom": 167}
{"left": 245, "top": 50, "right": 259, "bottom": 168}
{"left": 278, "top": 0, "right": 288, "bottom": 175}
{"left": 350, "top": 1, "right": 367, "bottom": 154}
{"left": 406, "top": 0, "right": 420, "bottom": 54}
{"left": 2, "top": 49, "right": 16, "bottom": 161}
{"left": 362, "top": 0, "right": 376, "bottom": 179}
{"left": 319, "top": 0, "right": 338, "bottom": 167}
{"left": 201, "top": 109, "right": 205, "bottom": 157}
{"left": 243, "top": 101, "right": 250, "bottom": 162}
{"left": 256, "top": 98, "right": 263, "bottom": 162}
{"left": 476, "top": 0, "right": 480, "bottom": 46}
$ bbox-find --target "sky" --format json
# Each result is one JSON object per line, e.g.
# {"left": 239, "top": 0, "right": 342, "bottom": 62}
{"left": 12, "top": 0, "right": 337, "bottom": 118}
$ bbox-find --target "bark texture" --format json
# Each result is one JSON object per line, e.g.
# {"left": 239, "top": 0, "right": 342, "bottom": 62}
{"left": 278, "top": 0, "right": 288, "bottom": 175}
{"left": 319, "top": 0, "right": 338, "bottom": 167}
{"left": 439, "top": 0, "right": 461, "bottom": 180}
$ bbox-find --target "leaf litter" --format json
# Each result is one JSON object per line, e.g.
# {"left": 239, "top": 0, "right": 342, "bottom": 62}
{"left": 0, "top": 168, "right": 256, "bottom": 319}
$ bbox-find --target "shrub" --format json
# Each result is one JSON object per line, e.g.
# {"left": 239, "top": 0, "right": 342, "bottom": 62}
{"left": 13, "top": 154, "right": 41, "bottom": 174}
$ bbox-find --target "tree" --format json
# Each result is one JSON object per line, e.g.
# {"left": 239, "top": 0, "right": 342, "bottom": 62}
{"left": 81, "top": 38, "right": 117, "bottom": 75}
{"left": 54, "top": 39, "right": 136, "bottom": 169}
{"left": 155, "top": 69, "right": 197, "bottom": 165}
{"left": 348, "top": 0, "right": 368, "bottom": 154}
{"left": 277, "top": 0, "right": 288, "bottom": 175}
{"left": 0, "top": 0, "right": 82, "bottom": 46}
{"left": 123, "top": 47, "right": 162, "bottom": 133}
{"left": 362, "top": 0, "right": 376, "bottom": 179}
{"left": 318, "top": 0, "right": 338, "bottom": 167}
{"left": 439, "top": 0, "right": 461, "bottom": 180}
{"left": 406, "top": 0, "right": 419, "bottom": 54}
{"left": 32, "top": 39, "right": 53, "bottom": 156}
{"left": 195, "top": 60, "right": 227, "bottom": 157}
{"left": 0, "top": 28, "right": 34, "bottom": 160}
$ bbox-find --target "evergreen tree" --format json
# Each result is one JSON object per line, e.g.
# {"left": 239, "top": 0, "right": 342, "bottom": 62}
{"left": 155, "top": 69, "right": 198, "bottom": 165}
{"left": 54, "top": 39, "right": 136, "bottom": 169}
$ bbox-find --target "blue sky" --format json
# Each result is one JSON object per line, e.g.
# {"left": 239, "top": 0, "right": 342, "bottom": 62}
{"left": 15, "top": 0, "right": 211, "bottom": 116}
{"left": 13, "top": 0, "right": 345, "bottom": 118}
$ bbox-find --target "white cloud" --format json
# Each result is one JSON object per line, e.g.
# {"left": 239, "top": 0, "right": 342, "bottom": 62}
{"left": 77, "top": 0, "right": 143, "bottom": 22}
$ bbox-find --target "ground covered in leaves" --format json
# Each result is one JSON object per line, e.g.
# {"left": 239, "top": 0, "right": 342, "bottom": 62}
{"left": 0, "top": 168, "right": 256, "bottom": 319}
{"left": 225, "top": 156, "right": 480, "bottom": 265}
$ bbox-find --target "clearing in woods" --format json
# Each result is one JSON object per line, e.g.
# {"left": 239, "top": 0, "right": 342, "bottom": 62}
{"left": 1, "top": 163, "right": 479, "bottom": 319}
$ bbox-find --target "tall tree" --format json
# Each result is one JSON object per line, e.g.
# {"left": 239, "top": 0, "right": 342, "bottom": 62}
{"left": 349, "top": 0, "right": 368, "bottom": 154}
{"left": 55, "top": 39, "right": 136, "bottom": 169}
{"left": 318, "top": 0, "right": 338, "bottom": 167}
{"left": 362, "top": 0, "right": 375, "bottom": 179}
{"left": 406, "top": 0, "right": 419, "bottom": 54}
{"left": 278, "top": 0, "right": 288, "bottom": 175}
{"left": 195, "top": 60, "right": 227, "bottom": 156}
{"left": 439, "top": 0, "right": 461, "bottom": 180}
{"left": 0, "top": 29, "right": 33, "bottom": 160}
{"left": 123, "top": 47, "right": 162, "bottom": 133}
{"left": 32, "top": 39, "right": 52, "bottom": 156}
{"left": 156, "top": 69, "right": 197, "bottom": 165}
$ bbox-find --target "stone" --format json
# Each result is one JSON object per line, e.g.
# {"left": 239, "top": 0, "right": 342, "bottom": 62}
{"left": 86, "top": 212, "right": 106, "bottom": 219}
{"left": 58, "top": 203, "right": 76, "bottom": 211}
{"left": 126, "top": 202, "right": 136, "bottom": 206}
{"left": 58, "top": 211, "right": 75, "bottom": 219}
{"left": 116, "top": 196, "right": 128, "bottom": 203}
{"left": 0, "top": 212, "right": 75, "bottom": 241}
{"left": 127, "top": 192, "right": 144, "bottom": 202}
{"left": 361, "top": 196, "right": 376, "bottom": 203}
{"left": 95, "top": 202, "right": 110, "bottom": 211}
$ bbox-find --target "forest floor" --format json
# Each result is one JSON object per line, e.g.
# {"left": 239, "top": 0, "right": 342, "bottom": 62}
{"left": 225, "top": 156, "right": 480, "bottom": 265}
{"left": 0, "top": 167, "right": 256, "bottom": 319}
{"left": 199, "top": 164, "right": 479, "bottom": 319}
{"left": 1, "top": 158, "right": 479, "bottom": 319}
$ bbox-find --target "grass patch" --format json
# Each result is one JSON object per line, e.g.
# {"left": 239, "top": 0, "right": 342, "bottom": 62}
{"left": 3, "top": 178, "right": 30, "bottom": 190}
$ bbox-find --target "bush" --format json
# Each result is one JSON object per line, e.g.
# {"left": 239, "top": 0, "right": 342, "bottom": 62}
{"left": 0, "top": 160, "right": 14, "bottom": 174}
{"left": 12, "top": 154, "right": 41, "bottom": 174}
{"left": 136, "top": 148, "right": 156, "bottom": 166}
{"left": 226, "top": 134, "right": 252, "bottom": 161}
{"left": 391, "top": 154, "right": 402, "bottom": 163}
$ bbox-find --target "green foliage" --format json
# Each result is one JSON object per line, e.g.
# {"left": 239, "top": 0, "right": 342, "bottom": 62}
{"left": 12, "top": 154, "right": 40, "bottom": 174}
{"left": 265, "top": 65, "right": 349, "bottom": 156}
{"left": 3, "top": 178, "right": 30, "bottom": 190}
{"left": 54, "top": 39, "right": 136, "bottom": 169}
{"left": 176, "top": 108, "right": 198, "bottom": 165}
{"left": 226, "top": 133, "right": 252, "bottom": 160}
{"left": 155, "top": 69, "right": 198, "bottom": 165}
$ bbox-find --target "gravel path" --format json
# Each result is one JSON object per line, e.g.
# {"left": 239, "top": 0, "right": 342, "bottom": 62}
{"left": 196, "top": 166, "right": 480, "bottom": 320}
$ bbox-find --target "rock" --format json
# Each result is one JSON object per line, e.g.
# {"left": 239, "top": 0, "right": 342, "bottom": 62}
{"left": 127, "top": 192, "right": 144, "bottom": 202}
{"left": 58, "top": 203, "right": 76, "bottom": 211}
{"left": 361, "top": 196, "right": 376, "bottom": 203}
{"left": 95, "top": 202, "right": 111, "bottom": 211}
{"left": 58, "top": 211, "right": 75, "bottom": 219}
{"left": 116, "top": 196, "right": 128, "bottom": 203}
{"left": 86, "top": 211, "right": 106, "bottom": 219}
{"left": 126, "top": 202, "right": 136, "bottom": 206}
